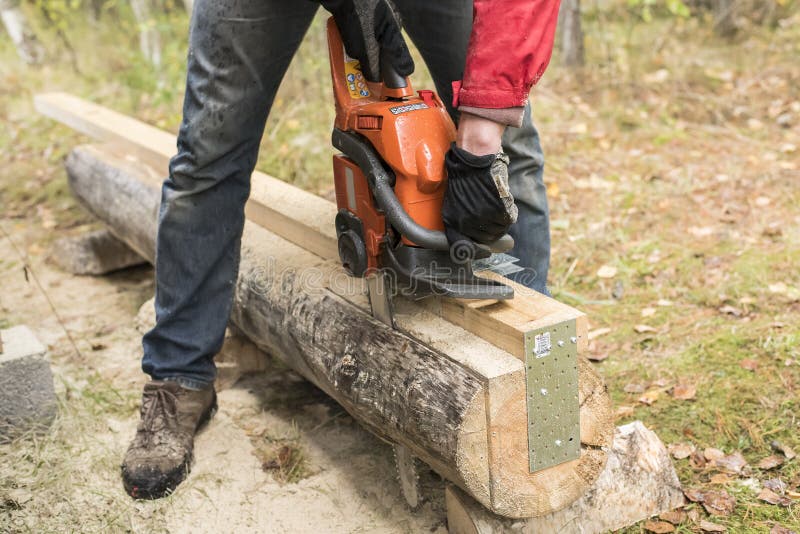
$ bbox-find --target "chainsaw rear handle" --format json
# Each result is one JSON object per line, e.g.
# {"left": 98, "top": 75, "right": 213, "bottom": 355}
{"left": 333, "top": 129, "right": 515, "bottom": 254}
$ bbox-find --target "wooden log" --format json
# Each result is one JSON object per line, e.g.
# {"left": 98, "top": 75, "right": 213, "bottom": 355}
{"left": 34, "top": 92, "right": 588, "bottom": 360}
{"left": 49, "top": 228, "right": 147, "bottom": 275}
{"left": 446, "top": 421, "right": 684, "bottom": 533}
{"left": 64, "top": 143, "right": 614, "bottom": 518}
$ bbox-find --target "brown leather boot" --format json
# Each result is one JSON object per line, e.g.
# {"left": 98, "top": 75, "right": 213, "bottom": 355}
{"left": 121, "top": 380, "right": 217, "bottom": 499}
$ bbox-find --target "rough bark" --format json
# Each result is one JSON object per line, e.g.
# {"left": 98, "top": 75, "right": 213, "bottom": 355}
{"left": 0, "top": 0, "right": 44, "bottom": 64}
{"left": 558, "top": 0, "right": 584, "bottom": 67}
{"left": 64, "top": 143, "right": 614, "bottom": 518}
{"left": 713, "top": 0, "right": 738, "bottom": 36}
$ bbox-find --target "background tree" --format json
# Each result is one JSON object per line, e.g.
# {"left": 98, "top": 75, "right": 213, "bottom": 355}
{"left": 559, "top": 0, "right": 585, "bottom": 67}
{"left": 0, "top": 0, "right": 44, "bottom": 64}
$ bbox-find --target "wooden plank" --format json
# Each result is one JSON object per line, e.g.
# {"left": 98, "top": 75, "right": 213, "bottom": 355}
{"left": 34, "top": 92, "right": 585, "bottom": 359}
{"left": 34, "top": 92, "right": 338, "bottom": 261}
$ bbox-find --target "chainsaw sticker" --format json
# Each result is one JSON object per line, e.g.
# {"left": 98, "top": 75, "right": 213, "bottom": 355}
{"left": 534, "top": 331, "right": 552, "bottom": 358}
{"left": 344, "top": 49, "right": 370, "bottom": 99}
{"left": 389, "top": 103, "right": 429, "bottom": 115}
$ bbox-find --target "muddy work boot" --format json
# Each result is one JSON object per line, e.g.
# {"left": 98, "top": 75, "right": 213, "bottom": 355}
{"left": 121, "top": 380, "right": 217, "bottom": 499}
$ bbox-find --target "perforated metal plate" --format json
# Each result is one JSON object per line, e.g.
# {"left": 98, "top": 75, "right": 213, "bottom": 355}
{"left": 525, "top": 319, "right": 581, "bottom": 472}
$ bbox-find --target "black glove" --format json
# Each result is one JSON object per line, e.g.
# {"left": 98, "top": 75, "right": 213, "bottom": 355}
{"left": 317, "top": 0, "right": 414, "bottom": 83}
{"left": 441, "top": 144, "right": 518, "bottom": 251}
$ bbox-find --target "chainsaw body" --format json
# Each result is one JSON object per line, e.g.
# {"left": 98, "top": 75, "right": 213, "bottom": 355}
{"left": 327, "top": 18, "right": 514, "bottom": 300}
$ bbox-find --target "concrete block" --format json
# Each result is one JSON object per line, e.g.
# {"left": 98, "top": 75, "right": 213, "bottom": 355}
{"left": 0, "top": 325, "right": 57, "bottom": 441}
{"left": 49, "top": 228, "right": 147, "bottom": 275}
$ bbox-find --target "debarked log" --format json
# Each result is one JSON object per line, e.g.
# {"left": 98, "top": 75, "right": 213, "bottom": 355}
{"left": 64, "top": 144, "right": 614, "bottom": 518}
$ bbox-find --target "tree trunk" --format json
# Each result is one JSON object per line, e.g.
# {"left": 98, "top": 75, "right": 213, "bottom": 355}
{"left": 559, "top": 0, "right": 584, "bottom": 67}
{"left": 64, "top": 144, "right": 614, "bottom": 519}
{"left": 0, "top": 0, "right": 44, "bottom": 65}
{"left": 129, "top": 0, "right": 161, "bottom": 66}
{"left": 713, "top": 0, "right": 738, "bottom": 36}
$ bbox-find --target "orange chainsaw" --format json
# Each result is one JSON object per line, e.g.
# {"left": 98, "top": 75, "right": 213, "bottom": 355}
{"left": 327, "top": 18, "right": 517, "bottom": 302}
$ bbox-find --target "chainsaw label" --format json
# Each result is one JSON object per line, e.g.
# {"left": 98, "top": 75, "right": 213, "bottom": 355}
{"left": 344, "top": 49, "right": 370, "bottom": 99}
{"left": 534, "top": 332, "right": 552, "bottom": 358}
{"left": 389, "top": 103, "right": 429, "bottom": 115}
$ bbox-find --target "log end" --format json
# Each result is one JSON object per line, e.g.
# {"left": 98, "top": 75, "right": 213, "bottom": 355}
{"left": 466, "top": 356, "right": 613, "bottom": 518}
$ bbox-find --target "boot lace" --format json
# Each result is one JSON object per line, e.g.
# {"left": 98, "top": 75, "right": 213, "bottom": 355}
{"left": 139, "top": 386, "right": 180, "bottom": 447}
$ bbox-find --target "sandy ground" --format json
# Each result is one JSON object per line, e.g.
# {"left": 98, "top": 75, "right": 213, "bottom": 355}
{"left": 0, "top": 222, "right": 447, "bottom": 533}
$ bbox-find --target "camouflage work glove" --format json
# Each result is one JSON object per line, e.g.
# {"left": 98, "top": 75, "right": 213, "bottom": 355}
{"left": 441, "top": 144, "right": 518, "bottom": 250}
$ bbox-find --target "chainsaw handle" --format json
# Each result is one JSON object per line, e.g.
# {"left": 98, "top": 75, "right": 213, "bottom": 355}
{"left": 333, "top": 129, "right": 514, "bottom": 255}
{"left": 380, "top": 48, "right": 408, "bottom": 90}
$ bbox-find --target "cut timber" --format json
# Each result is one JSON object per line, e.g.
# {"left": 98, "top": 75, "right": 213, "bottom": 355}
{"left": 49, "top": 228, "right": 146, "bottom": 275}
{"left": 65, "top": 144, "right": 614, "bottom": 518}
{"left": 34, "top": 92, "right": 587, "bottom": 360}
{"left": 446, "top": 421, "right": 684, "bottom": 533}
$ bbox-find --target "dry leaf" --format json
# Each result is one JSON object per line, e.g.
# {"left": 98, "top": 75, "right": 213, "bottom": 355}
{"left": 700, "top": 520, "right": 726, "bottom": 533}
{"left": 769, "top": 282, "right": 788, "bottom": 293}
{"left": 771, "top": 440, "right": 797, "bottom": 460}
{"left": 690, "top": 226, "right": 715, "bottom": 238}
{"left": 634, "top": 324, "right": 657, "bottom": 333}
{"left": 718, "top": 305, "right": 742, "bottom": 316}
{"left": 710, "top": 473, "right": 734, "bottom": 485}
{"left": 702, "top": 489, "right": 736, "bottom": 516}
{"left": 764, "top": 478, "right": 787, "bottom": 493}
{"left": 624, "top": 382, "right": 646, "bottom": 394}
{"left": 715, "top": 452, "right": 748, "bottom": 475}
{"left": 683, "top": 488, "right": 705, "bottom": 502}
{"left": 644, "top": 520, "right": 675, "bottom": 533}
{"left": 641, "top": 307, "right": 657, "bottom": 317}
{"left": 739, "top": 359, "right": 759, "bottom": 371}
{"left": 704, "top": 447, "right": 725, "bottom": 462}
{"left": 757, "top": 455, "right": 785, "bottom": 470}
{"left": 586, "top": 349, "right": 609, "bottom": 362}
{"left": 672, "top": 384, "right": 697, "bottom": 400}
{"left": 597, "top": 265, "right": 617, "bottom": 278}
{"left": 615, "top": 405, "right": 635, "bottom": 419}
{"left": 638, "top": 390, "right": 661, "bottom": 405}
{"left": 588, "top": 327, "right": 611, "bottom": 340}
{"left": 770, "top": 525, "right": 797, "bottom": 534}
{"left": 659, "top": 510, "right": 687, "bottom": 525}
{"left": 690, "top": 450, "right": 708, "bottom": 469}
{"left": 668, "top": 442, "right": 694, "bottom": 460}
{"left": 758, "top": 488, "right": 792, "bottom": 507}
{"left": 657, "top": 299, "right": 673, "bottom": 306}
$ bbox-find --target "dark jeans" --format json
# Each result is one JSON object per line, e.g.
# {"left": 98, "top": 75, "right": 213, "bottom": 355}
{"left": 142, "top": 0, "right": 551, "bottom": 388}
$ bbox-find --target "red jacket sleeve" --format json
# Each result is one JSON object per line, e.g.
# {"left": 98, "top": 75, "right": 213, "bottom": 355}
{"left": 453, "top": 0, "right": 562, "bottom": 110}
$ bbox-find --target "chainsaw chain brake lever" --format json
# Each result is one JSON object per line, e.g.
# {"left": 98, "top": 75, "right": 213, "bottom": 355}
{"left": 332, "top": 129, "right": 515, "bottom": 255}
